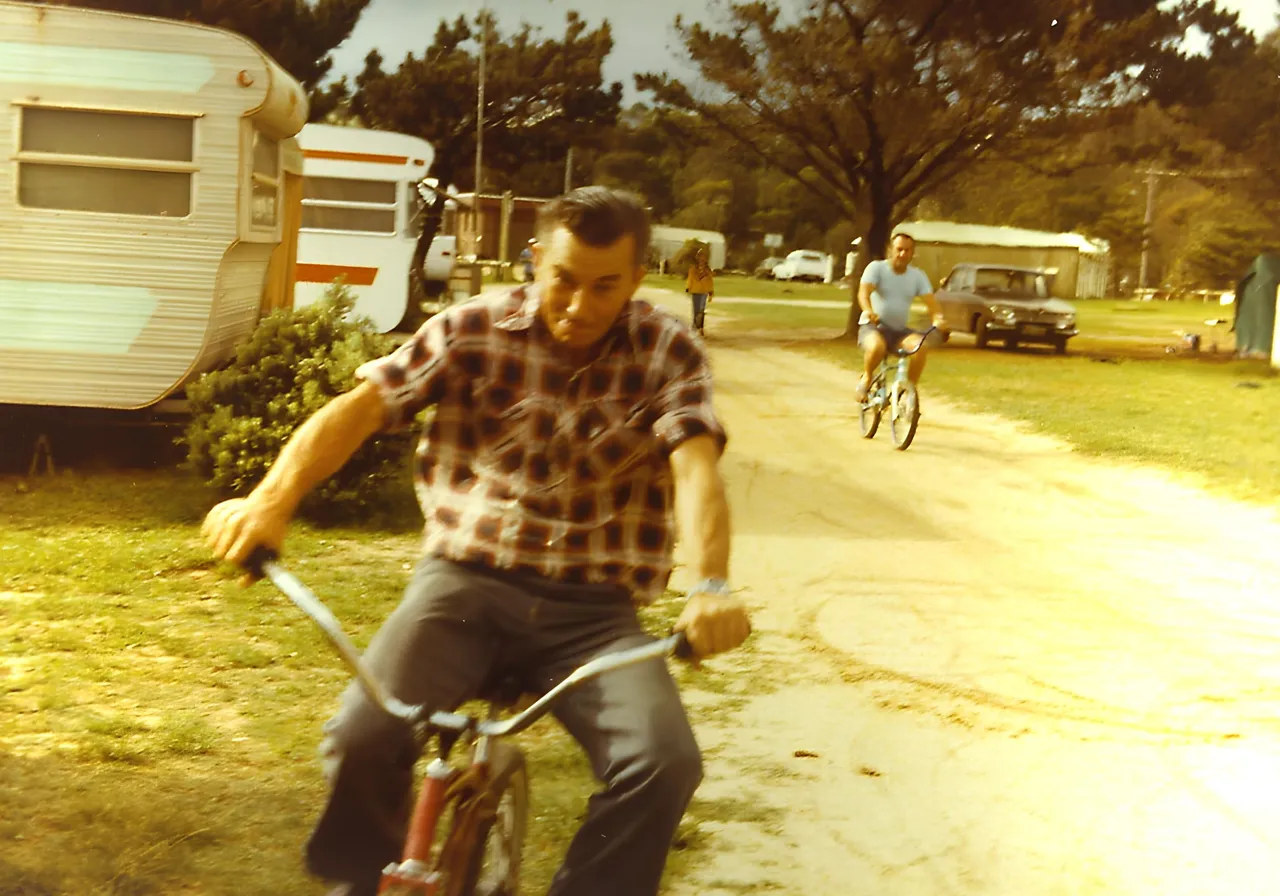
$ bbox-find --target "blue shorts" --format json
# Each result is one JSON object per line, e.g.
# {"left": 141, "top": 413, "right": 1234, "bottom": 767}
{"left": 859, "top": 322, "right": 910, "bottom": 353}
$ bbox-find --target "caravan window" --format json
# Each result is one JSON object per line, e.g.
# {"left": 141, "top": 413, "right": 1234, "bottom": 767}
{"left": 302, "top": 176, "right": 397, "bottom": 234}
{"left": 251, "top": 131, "right": 280, "bottom": 228}
{"left": 16, "top": 107, "right": 195, "bottom": 217}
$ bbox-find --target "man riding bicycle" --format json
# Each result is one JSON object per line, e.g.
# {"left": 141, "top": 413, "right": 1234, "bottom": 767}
{"left": 201, "top": 187, "right": 751, "bottom": 896}
{"left": 855, "top": 232, "right": 948, "bottom": 403}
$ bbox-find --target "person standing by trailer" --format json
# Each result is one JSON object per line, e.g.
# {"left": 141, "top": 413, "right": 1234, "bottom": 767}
{"left": 685, "top": 247, "right": 715, "bottom": 336}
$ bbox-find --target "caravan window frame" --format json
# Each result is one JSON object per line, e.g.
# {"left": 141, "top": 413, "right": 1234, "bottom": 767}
{"left": 239, "top": 121, "right": 284, "bottom": 241}
{"left": 300, "top": 174, "right": 401, "bottom": 236}
{"left": 250, "top": 129, "right": 281, "bottom": 231}
{"left": 12, "top": 101, "right": 199, "bottom": 219}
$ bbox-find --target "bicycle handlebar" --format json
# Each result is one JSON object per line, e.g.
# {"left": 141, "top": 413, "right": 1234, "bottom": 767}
{"left": 243, "top": 547, "right": 690, "bottom": 739}
{"left": 892, "top": 324, "right": 946, "bottom": 357}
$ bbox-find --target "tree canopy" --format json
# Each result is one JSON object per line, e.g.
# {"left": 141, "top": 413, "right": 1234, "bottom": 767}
{"left": 639, "top": 0, "right": 1253, "bottom": 327}
{"left": 346, "top": 12, "right": 622, "bottom": 195}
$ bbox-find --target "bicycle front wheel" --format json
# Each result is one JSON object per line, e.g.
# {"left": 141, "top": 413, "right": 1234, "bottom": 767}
{"left": 859, "top": 375, "right": 883, "bottom": 439}
{"left": 889, "top": 381, "right": 920, "bottom": 450}
{"left": 859, "top": 400, "right": 882, "bottom": 439}
{"left": 453, "top": 743, "right": 529, "bottom": 896}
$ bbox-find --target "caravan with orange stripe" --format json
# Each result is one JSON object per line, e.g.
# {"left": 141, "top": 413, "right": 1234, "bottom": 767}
{"left": 294, "top": 123, "right": 457, "bottom": 333}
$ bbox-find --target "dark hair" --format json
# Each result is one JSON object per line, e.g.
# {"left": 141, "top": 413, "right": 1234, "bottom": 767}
{"left": 891, "top": 232, "right": 915, "bottom": 246}
{"left": 536, "top": 186, "right": 651, "bottom": 266}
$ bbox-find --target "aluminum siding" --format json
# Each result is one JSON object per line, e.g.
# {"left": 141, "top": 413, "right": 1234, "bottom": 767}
{"left": 0, "top": 2, "right": 277, "bottom": 409}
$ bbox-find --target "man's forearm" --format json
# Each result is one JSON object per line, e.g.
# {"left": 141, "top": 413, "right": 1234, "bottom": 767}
{"left": 858, "top": 284, "right": 875, "bottom": 315}
{"left": 672, "top": 439, "right": 731, "bottom": 581}
{"left": 922, "top": 293, "right": 944, "bottom": 321}
{"left": 678, "top": 474, "right": 730, "bottom": 580}
{"left": 252, "top": 382, "right": 386, "bottom": 516}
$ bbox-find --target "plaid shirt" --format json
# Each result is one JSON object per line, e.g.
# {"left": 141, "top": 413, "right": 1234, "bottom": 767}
{"left": 356, "top": 285, "right": 726, "bottom": 602}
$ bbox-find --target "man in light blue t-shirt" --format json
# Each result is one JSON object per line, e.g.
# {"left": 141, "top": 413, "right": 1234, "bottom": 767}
{"left": 855, "top": 232, "right": 948, "bottom": 401}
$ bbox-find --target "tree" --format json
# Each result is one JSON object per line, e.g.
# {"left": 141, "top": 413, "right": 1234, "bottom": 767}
{"left": 345, "top": 12, "right": 622, "bottom": 286}
{"left": 640, "top": 0, "right": 1251, "bottom": 333}
{"left": 593, "top": 105, "right": 701, "bottom": 219}
{"left": 28, "top": 0, "right": 370, "bottom": 120}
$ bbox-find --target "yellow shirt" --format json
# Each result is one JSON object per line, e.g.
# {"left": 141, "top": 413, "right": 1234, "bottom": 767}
{"left": 686, "top": 265, "right": 714, "bottom": 294}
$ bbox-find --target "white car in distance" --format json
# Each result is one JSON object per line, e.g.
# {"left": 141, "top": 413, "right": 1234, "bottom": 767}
{"left": 772, "top": 250, "right": 829, "bottom": 282}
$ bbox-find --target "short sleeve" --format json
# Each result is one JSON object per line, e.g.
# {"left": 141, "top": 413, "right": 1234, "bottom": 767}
{"left": 649, "top": 336, "right": 727, "bottom": 457}
{"left": 860, "top": 260, "right": 881, "bottom": 286}
{"left": 356, "top": 311, "right": 453, "bottom": 432}
{"left": 916, "top": 269, "right": 933, "bottom": 294}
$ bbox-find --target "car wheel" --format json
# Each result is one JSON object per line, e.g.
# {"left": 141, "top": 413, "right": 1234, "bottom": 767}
{"left": 1053, "top": 338, "right": 1068, "bottom": 355}
{"left": 1003, "top": 336, "right": 1019, "bottom": 351}
{"left": 974, "top": 317, "right": 990, "bottom": 349}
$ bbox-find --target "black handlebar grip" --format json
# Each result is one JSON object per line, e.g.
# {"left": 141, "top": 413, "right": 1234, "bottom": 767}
{"left": 672, "top": 630, "right": 695, "bottom": 660}
{"left": 242, "top": 545, "right": 280, "bottom": 578}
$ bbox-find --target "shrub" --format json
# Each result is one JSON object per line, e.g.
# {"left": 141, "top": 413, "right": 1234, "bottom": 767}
{"left": 184, "top": 282, "right": 413, "bottom": 522}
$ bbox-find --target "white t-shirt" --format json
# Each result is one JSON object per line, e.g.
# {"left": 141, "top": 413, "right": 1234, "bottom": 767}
{"left": 859, "top": 260, "right": 932, "bottom": 329}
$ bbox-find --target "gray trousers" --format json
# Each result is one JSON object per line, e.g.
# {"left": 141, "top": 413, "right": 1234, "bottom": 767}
{"left": 304, "top": 556, "right": 702, "bottom": 896}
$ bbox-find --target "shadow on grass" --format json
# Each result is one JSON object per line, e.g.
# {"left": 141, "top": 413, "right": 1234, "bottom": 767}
{"left": 0, "top": 749, "right": 326, "bottom": 896}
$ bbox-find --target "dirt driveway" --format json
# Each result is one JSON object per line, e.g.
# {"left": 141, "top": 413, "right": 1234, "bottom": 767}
{"left": 649, "top": 289, "right": 1280, "bottom": 895}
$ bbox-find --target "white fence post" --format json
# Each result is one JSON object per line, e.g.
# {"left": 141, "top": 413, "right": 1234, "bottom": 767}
{"left": 1272, "top": 283, "right": 1280, "bottom": 370}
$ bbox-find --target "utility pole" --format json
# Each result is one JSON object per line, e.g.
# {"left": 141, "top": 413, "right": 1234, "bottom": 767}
{"left": 1139, "top": 166, "right": 1253, "bottom": 291}
{"left": 1139, "top": 169, "right": 1157, "bottom": 291}
{"left": 473, "top": 5, "right": 487, "bottom": 257}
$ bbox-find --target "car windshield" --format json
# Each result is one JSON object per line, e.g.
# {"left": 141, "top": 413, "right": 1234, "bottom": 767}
{"left": 972, "top": 269, "right": 1050, "bottom": 299}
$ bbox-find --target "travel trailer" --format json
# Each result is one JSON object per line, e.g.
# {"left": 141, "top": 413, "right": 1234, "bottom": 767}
{"left": 294, "top": 123, "right": 457, "bottom": 333}
{"left": 0, "top": 1, "right": 309, "bottom": 410}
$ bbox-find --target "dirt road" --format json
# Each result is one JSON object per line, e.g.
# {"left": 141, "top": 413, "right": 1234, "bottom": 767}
{"left": 651, "top": 289, "right": 1280, "bottom": 895}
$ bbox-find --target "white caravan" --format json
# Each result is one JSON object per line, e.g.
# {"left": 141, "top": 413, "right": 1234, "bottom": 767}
{"left": 294, "top": 123, "right": 456, "bottom": 333}
{"left": 0, "top": 1, "right": 308, "bottom": 409}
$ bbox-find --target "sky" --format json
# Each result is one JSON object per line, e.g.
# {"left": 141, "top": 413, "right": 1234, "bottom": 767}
{"left": 327, "top": 0, "right": 1280, "bottom": 99}
{"left": 327, "top": 0, "right": 697, "bottom": 99}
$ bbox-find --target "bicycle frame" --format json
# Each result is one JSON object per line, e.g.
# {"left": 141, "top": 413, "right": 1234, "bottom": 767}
{"left": 867, "top": 325, "right": 939, "bottom": 404}
{"left": 859, "top": 325, "right": 943, "bottom": 450}
{"left": 247, "top": 551, "right": 687, "bottom": 895}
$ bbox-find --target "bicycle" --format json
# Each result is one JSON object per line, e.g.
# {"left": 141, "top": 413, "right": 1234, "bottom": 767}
{"left": 858, "top": 325, "right": 944, "bottom": 451}
{"left": 243, "top": 549, "right": 691, "bottom": 896}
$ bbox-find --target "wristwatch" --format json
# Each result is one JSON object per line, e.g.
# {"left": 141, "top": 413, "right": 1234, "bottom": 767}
{"left": 688, "top": 577, "right": 732, "bottom": 597}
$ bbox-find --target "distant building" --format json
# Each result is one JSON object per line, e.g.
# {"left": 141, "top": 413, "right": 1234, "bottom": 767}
{"left": 650, "top": 226, "right": 727, "bottom": 272}
{"left": 851, "top": 221, "right": 1112, "bottom": 299}
{"left": 453, "top": 193, "right": 550, "bottom": 263}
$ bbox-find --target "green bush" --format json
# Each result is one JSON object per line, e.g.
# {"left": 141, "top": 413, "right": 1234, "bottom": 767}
{"left": 184, "top": 282, "right": 413, "bottom": 522}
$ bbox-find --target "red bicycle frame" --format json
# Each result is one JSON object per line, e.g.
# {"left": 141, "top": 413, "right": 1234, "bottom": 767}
{"left": 379, "top": 747, "right": 500, "bottom": 895}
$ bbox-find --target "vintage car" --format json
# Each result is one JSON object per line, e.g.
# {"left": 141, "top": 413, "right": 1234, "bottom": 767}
{"left": 754, "top": 255, "right": 785, "bottom": 279}
{"left": 936, "top": 263, "right": 1079, "bottom": 353}
{"left": 772, "top": 249, "right": 829, "bottom": 282}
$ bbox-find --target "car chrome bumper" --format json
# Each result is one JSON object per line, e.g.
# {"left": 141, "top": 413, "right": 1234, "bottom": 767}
{"left": 986, "top": 323, "right": 1077, "bottom": 340}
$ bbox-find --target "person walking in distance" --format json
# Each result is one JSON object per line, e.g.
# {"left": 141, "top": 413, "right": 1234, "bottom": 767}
{"left": 201, "top": 186, "right": 751, "bottom": 896}
{"left": 685, "top": 247, "right": 715, "bottom": 336}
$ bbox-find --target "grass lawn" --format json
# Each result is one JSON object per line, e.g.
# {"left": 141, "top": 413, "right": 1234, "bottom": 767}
{"left": 647, "top": 272, "right": 850, "bottom": 303}
{"left": 704, "top": 296, "right": 1280, "bottom": 506}
{"left": 0, "top": 466, "right": 731, "bottom": 894}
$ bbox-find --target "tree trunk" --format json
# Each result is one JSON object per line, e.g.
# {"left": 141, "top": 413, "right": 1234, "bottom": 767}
{"left": 396, "top": 162, "right": 455, "bottom": 332}
{"left": 842, "top": 202, "right": 894, "bottom": 337}
{"left": 411, "top": 164, "right": 453, "bottom": 299}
